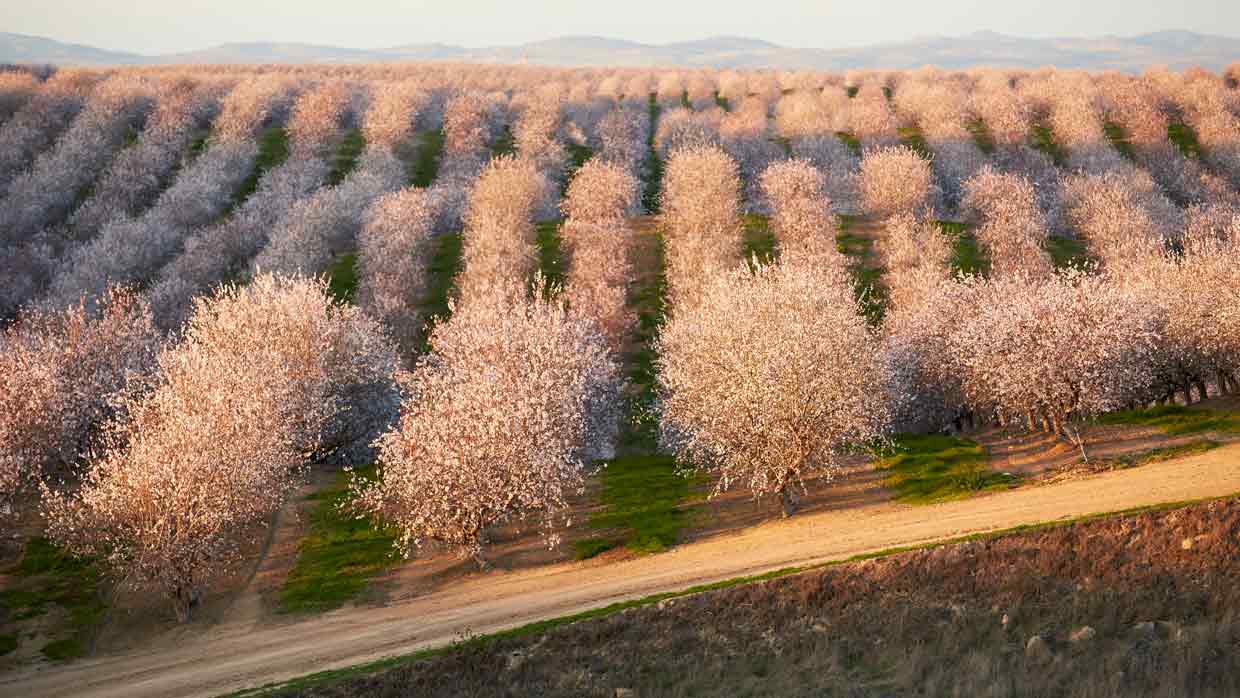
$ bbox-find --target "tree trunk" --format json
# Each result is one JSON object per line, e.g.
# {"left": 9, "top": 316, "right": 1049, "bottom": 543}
{"left": 172, "top": 585, "right": 200, "bottom": 623}
{"left": 779, "top": 486, "right": 797, "bottom": 519}
{"left": 1195, "top": 381, "right": 1209, "bottom": 403}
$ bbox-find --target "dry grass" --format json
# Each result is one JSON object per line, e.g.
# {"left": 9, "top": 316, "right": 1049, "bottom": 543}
{"left": 278, "top": 498, "right": 1240, "bottom": 697}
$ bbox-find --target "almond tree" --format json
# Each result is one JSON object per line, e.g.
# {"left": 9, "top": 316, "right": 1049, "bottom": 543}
{"left": 353, "top": 286, "right": 622, "bottom": 566}
{"left": 656, "top": 262, "right": 891, "bottom": 516}
{"left": 875, "top": 212, "right": 953, "bottom": 313}
{"left": 949, "top": 272, "right": 1162, "bottom": 456}
{"left": 0, "top": 75, "right": 155, "bottom": 245}
{"left": 960, "top": 167, "right": 1055, "bottom": 278}
{"left": 456, "top": 154, "right": 548, "bottom": 305}
{"left": 0, "top": 70, "right": 39, "bottom": 125}
{"left": 1, "top": 287, "right": 159, "bottom": 519}
{"left": 67, "top": 77, "right": 226, "bottom": 242}
{"left": 560, "top": 158, "right": 640, "bottom": 349}
{"left": 355, "top": 187, "right": 440, "bottom": 359}
{"left": 44, "top": 274, "right": 399, "bottom": 620}
{"left": 0, "top": 69, "right": 100, "bottom": 191}
{"left": 759, "top": 158, "right": 848, "bottom": 271}
{"left": 660, "top": 144, "right": 744, "bottom": 304}
{"left": 859, "top": 145, "right": 937, "bottom": 219}
{"left": 44, "top": 76, "right": 300, "bottom": 311}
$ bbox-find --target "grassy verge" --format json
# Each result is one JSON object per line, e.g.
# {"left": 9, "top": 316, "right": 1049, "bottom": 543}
{"left": 325, "top": 252, "right": 358, "bottom": 304}
{"left": 327, "top": 129, "right": 365, "bottom": 186}
{"left": 897, "top": 126, "right": 932, "bottom": 159}
{"left": 279, "top": 467, "right": 400, "bottom": 614}
{"left": 836, "top": 214, "right": 885, "bottom": 324}
{"left": 835, "top": 131, "right": 861, "bottom": 157}
{"left": 230, "top": 127, "right": 290, "bottom": 212}
{"left": 1096, "top": 404, "right": 1240, "bottom": 436}
{"left": 419, "top": 231, "right": 464, "bottom": 326}
{"left": 1045, "top": 234, "right": 1092, "bottom": 270}
{"left": 0, "top": 537, "right": 106, "bottom": 662}
{"left": 1030, "top": 124, "right": 1068, "bottom": 167}
{"left": 231, "top": 492, "right": 1240, "bottom": 698}
{"left": 409, "top": 129, "right": 444, "bottom": 187}
{"left": 534, "top": 220, "right": 565, "bottom": 293}
{"left": 741, "top": 213, "right": 778, "bottom": 267}
{"left": 966, "top": 118, "right": 996, "bottom": 154}
{"left": 576, "top": 455, "right": 706, "bottom": 559}
{"left": 936, "top": 220, "right": 989, "bottom": 277}
{"left": 1102, "top": 121, "right": 1135, "bottom": 160}
{"left": 1092, "top": 439, "right": 1221, "bottom": 470}
{"left": 1167, "top": 121, "right": 1203, "bottom": 161}
{"left": 877, "top": 434, "right": 1017, "bottom": 505}
{"left": 490, "top": 125, "right": 516, "bottom": 158}
{"left": 642, "top": 95, "right": 663, "bottom": 213}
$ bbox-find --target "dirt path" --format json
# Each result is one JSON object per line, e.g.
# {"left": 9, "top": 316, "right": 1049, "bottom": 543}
{"left": 5, "top": 444, "right": 1240, "bottom": 698}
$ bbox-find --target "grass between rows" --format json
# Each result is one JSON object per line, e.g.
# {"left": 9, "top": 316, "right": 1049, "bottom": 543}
{"left": 935, "top": 220, "right": 990, "bottom": 277}
{"left": 230, "top": 492, "right": 1240, "bottom": 698}
{"left": 0, "top": 537, "right": 106, "bottom": 662}
{"left": 1096, "top": 404, "right": 1240, "bottom": 436}
{"left": 642, "top": 95, "right": 663, "bottom": 213}
{"left": 897, "top": 126, "right": 932, "bottom": 160}
{"left": 1167, "top": 121, "right": 1203, "bottom": 161}
{"left": 408, "top": 129, "right": 444, "bottom": 187}
{"left": 279, "top": 467, "right": 399, "bottom": 614}
{"left": 835, "top": 214, "right": 885, "bottom": 325}
{"left": 1045, "top": 234, "right": 1092, "bottom": 270}
{"left": 741, "top": 213, "right": 778, "bottom": 267}
{"left": 325, "top": 252, "right": 358, "bottom": 304}
{"left": 966, "top": 118, "right": 996, "bottom": 154}
{"left": 326, "top": 129, "right": 365, "bottom": 186}
{"left": 1102, "top": 121, "right": 1135, "bottom": 161}
{"left": 1029, "top": 124, "right": 1068, "bottom": 167}
{"left": 575, "top": 455, "right": 707, "bottom": 559}
{"left": 1092, "top": 439, "right": 1221, "bottom": 470}
{"left": 229, "top": 127, "right": 290, "bottom": 213}
{"left": 877, "top": 434, "right": 1018, "bottom": 505}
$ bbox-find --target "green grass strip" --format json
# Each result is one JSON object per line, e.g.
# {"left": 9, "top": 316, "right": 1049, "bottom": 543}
{"left": 1096, "top": 405, "right": 1240, "bottom": 436}
{"left": 416, "top": 231, "right": 464, "bottom": 351}
{"left": 230, "top": 127, "right": 290, "bottom": 212}
{"left": 534, "top": 220, "right": 565, "bottom": 294}
{"left": 876, "top": 434, "right": 1018, "bottom": 505}
{"left": 936, "top": 221, "right": 990, "bottom": 277}
{"left": 1092, "top": 439, "right": 1221, "bottom": 471}
{"left": 577, "top": 455, "right": 705, "bottom": 559}
{"left": 642, "top": 95, "right": 664, "bottom": 213}
{"left": 741, "top": 213, "right": 778, "bottom": 267}
{"left": 325, "top": 252, "right": 358, "bottom": 304}
{"left": 897, "top": 126, "right": 933, "bottom": 160}
{"left": 0, "top": 537, "right": 106, "bottom": 662}
{"left": 966, "top": 118, "right": 996, "bottom": 154}
{"left": 409, "top": 129, "right": 444, "bottom": 187}
{"left": 327, "top": 129, "right": 365, "bottom": 186}
{"left": 1029, "top": 124, "right": 1068, "bottom": 167}
{"left": 835, "top": 131, "right": 861, "bottom": 157}
{"left": 1045, "top": 234, "right": 1093, "bottom": 271}
{"left": 278, "top": 467, "right": 400, "bottom": 614}
{"left": 1167, "top": 121, "right": 1203, "bottom": 161}
{"left": 1102, "top": 121, "right": 1135, "bottom": 161}
{"left": 489, "top": 125, "right": 516, "bottom": 158}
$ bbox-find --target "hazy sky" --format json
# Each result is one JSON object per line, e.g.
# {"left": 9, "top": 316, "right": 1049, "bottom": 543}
{"left": 3, "top": 0, "right": 1237, "bottom": 54}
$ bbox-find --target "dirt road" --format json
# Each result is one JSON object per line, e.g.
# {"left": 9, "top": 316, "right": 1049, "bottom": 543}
{"left": 5, "top": 444, "right": 1239, "bottom": 698}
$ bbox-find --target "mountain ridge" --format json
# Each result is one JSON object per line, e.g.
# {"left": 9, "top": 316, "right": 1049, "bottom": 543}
{"left": 2, "top": 30, "right": 1237, "bottom": 71}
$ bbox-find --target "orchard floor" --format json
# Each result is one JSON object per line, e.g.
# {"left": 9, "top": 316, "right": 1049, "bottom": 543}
{"left": 4, "top": 432, "right": 1240, "bottom": 698}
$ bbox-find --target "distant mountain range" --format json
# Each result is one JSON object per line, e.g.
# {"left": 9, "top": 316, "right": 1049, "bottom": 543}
{"left": 3, "top": 30, "right": 1238, "bottom": 71}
